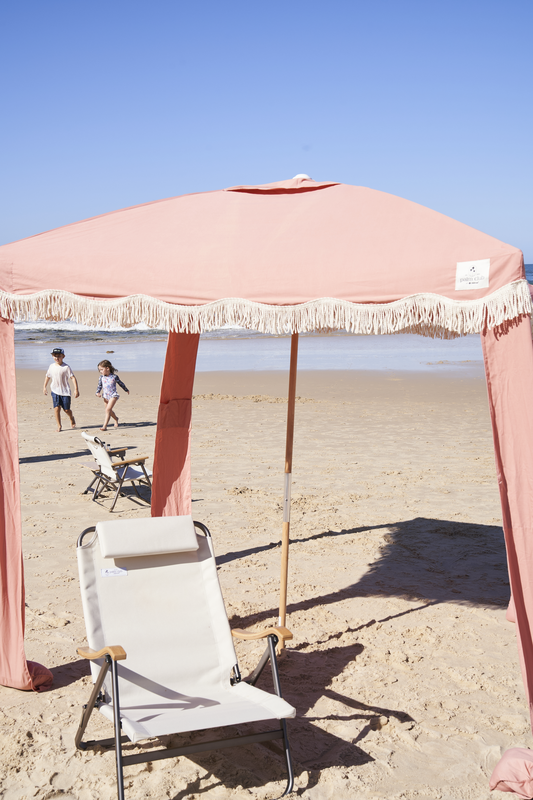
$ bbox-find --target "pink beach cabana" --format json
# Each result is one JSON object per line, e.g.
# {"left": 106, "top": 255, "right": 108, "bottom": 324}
{"left": 0, "top": 177, "right": 532, "bottom": 772}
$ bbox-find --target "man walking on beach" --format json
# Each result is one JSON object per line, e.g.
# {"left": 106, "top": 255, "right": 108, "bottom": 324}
{"left": 43, "top": 348, "right": 80, "bottom": 432}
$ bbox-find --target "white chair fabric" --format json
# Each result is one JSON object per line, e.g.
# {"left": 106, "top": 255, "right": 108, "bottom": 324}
{"left": 77, "top": 516, "right": 295, "bottom": 744}
{"left": 81, "top": 432, "right": 117, "bottom": 479}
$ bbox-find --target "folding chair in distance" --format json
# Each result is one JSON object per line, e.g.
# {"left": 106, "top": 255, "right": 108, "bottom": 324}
{"left": 75, "top": 516, "right": 296, "bottom": 799}
{"left": 81, "top": 431, "right": 152, "bottom": 512}
{"left": 80, "top": 435, "right": 128, "bottom": 495}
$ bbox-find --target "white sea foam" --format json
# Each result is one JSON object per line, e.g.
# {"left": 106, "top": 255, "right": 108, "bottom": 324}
{"left": 14, "top": 320, "right": 159, "bottom": 332}
{"left": 14, "top": 320, "right": 247, "bottom": 334}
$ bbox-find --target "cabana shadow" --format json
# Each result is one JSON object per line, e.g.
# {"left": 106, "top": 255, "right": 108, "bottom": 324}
{"left": 20, "top": 449, "right": 89, "bottom": 464}
{"left": 222, "top": 516, "right": 509, "bottom": 619}
{"left": 351, "top": 516, "right": 509, "bottom": 608}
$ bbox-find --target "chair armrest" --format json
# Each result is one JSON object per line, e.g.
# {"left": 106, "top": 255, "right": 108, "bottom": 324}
{"left": 112, "top": 456, "right": 149, "bottom": 468}
{"left": 77, "top": 645, "right": 127, "bottom": 661}
{"left": 108, "top": 447, "right": 129, "bottom": 457}
{"left": 231, "top": 626, "right": 293, "bottom": 643}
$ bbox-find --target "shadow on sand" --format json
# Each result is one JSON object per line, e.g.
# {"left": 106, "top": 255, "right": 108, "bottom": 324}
{"left": 20, "top": 449, "right": 90, "bottom": 464}
{"left": 220, "top": 516, "right": 509, "bottom": 613}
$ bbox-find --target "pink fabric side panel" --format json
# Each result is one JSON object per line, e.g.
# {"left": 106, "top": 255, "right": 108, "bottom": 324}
{"left": 151, "top": 332, "right": 199, "bottom": 517}
{"left": 481, "top": 316, "right": 533, "bottom": 723}
{"left": 0, "top": 318, "right": 32, "bottom": 690}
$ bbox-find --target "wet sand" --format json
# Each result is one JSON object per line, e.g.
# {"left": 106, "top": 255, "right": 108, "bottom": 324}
{"left": 0, "top": 368, "right": 524, "bottom": 799}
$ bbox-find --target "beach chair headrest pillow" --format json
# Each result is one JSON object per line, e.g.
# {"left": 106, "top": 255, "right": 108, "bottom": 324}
{"left": 96, "top": 516, "right": 199, "bottom": 559}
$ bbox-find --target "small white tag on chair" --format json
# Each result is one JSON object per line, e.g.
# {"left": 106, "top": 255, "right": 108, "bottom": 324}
{"left": 455, "top": 259, "right": 490, "bottom": 290}
{"left": 101, "top": 567, "right": 128, "bottom": 577}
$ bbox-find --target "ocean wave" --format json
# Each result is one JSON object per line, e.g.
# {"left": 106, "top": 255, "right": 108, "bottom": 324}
{"left": 13, "top": 319, "right": 266, "bottom": 344}
{"left": 14, "top": 320, "right": 162, "bottom": 332}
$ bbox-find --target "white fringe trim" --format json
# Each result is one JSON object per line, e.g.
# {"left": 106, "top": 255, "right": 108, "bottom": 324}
{"left": 1, "top": 280, "right": 531, "bottom": 338}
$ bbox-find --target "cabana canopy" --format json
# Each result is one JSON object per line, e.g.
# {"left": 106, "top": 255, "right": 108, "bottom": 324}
{"left": 1, "top": 178, "right": 533, "bottom": 785}
{"left": 0, "top": 175, "right": 528, "bottom": 335}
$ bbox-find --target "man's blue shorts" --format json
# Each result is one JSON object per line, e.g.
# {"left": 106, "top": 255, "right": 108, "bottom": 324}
{"left": 51, "top": 392, "right": 71, "bottom": 411}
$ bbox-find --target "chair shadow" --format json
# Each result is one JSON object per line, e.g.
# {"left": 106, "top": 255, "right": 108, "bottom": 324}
{"left": 130, "top": 639, "right": 409, "bottom": 797}
{"left": 89, "top": 483, "right": 151, "bottom": 511}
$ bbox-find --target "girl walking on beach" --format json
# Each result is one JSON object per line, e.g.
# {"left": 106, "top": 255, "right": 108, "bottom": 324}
{"left": 95, "top": 359, "right": 129, "bottom": 431}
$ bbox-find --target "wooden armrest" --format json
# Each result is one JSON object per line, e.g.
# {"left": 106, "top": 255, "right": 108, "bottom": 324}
{"left": 108, "top": 447, "right": 129, "bottom": 455}
{"left": 112, "top": 456, "right": 148, "bottom": 468}
{"left": 77, "top": 645, "right": 127, "bottom": 661}
{"left": 231, "top": 626, "right": 293, "bottom": 642}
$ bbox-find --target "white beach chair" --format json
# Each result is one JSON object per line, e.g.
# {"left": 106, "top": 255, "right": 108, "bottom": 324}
{"left": 75, "top": 516, "right": 295, "bottom": 799}
{"left": 80, "top": 431, "right": 151, "bottom": 512}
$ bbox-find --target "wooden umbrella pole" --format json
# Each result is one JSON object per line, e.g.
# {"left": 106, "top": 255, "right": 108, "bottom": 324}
{"left": 278, "top": 333, "right": 299, "bottom": 644}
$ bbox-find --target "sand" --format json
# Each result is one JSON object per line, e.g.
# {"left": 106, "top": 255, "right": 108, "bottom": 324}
{"left": 0, "top": 367, "right": 524, "bottom": 799}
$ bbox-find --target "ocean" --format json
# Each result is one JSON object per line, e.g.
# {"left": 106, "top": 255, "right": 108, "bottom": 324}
{"left": 13, "top": 266, "right": 532, "bottom": 373}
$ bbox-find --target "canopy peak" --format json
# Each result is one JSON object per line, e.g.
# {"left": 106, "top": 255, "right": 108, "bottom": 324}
{"left": 225, "top": 176, "right": 339, "bottom": 194}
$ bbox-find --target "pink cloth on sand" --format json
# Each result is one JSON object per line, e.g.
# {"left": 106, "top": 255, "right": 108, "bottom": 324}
{"left": 490, "top": 748, "right": 533, "bottom": 798}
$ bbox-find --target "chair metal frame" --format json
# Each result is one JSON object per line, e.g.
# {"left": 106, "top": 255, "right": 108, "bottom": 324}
{"left": 75, "top": 521, "right": 295, "bottom": 799}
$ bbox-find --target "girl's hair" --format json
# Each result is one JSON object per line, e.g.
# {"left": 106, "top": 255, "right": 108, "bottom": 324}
{"left": 98, "top": 359, "right": 117, "bottom": 374}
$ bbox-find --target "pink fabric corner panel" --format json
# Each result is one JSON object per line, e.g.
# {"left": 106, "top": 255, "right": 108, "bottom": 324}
{"left": 481, "top": 315, "right": 533, "bottom": 724}
{"left": 0, "top": 318, "right": 33, "bottom": 690}
{"left": 151, "top": 332, "right": 200, "bottom": 517}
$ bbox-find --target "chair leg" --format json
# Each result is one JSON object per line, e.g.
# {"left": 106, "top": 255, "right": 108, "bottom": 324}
{"left": 110, "top": 657, "right": 125, "bottom": 800}
{"left": 75, "top": 659, "right": 110, "bottom": 749}
{"left": 110, "top": 476, "right": 126, "bottom": 512}
{"left": 246, "top": 646, "right": 270, "bottom": 686}
{"left": 266, "top": 636, "right": 294, "bottom": 795}
{"left": 140, "top": 464, "right": 152, "bottom": 488}
{"left": 93, "top": 476, "right": 107, "bottom": 501}
{"left": 83, "top": 475, "right": 99, "bottom": 495}
{"left": 132, "top": 481, "right": 142, "bottom": 499}
{"left": 280, "top": 719, "right": 294, "bottom": 796}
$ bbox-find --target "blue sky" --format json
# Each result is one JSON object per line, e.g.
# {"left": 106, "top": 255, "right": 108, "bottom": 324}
{"left": 1, "top": 1, "right": 532, "bottom": 259}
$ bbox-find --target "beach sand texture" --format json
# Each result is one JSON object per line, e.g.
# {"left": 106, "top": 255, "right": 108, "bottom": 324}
{"left": 0, "top": 368, "right": 525, "bottom": 799}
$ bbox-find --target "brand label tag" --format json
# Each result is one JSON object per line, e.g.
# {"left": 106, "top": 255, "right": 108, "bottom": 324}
{"left": 455, "top": 259, "right": 490, "bottom": 290}
{"left": 101, "top": 567, "right": 128, "bottom": 577}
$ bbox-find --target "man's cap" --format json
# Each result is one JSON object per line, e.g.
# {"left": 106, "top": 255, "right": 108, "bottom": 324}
{"left": 51, "top": 348, "right": 65, "bottom": 356}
